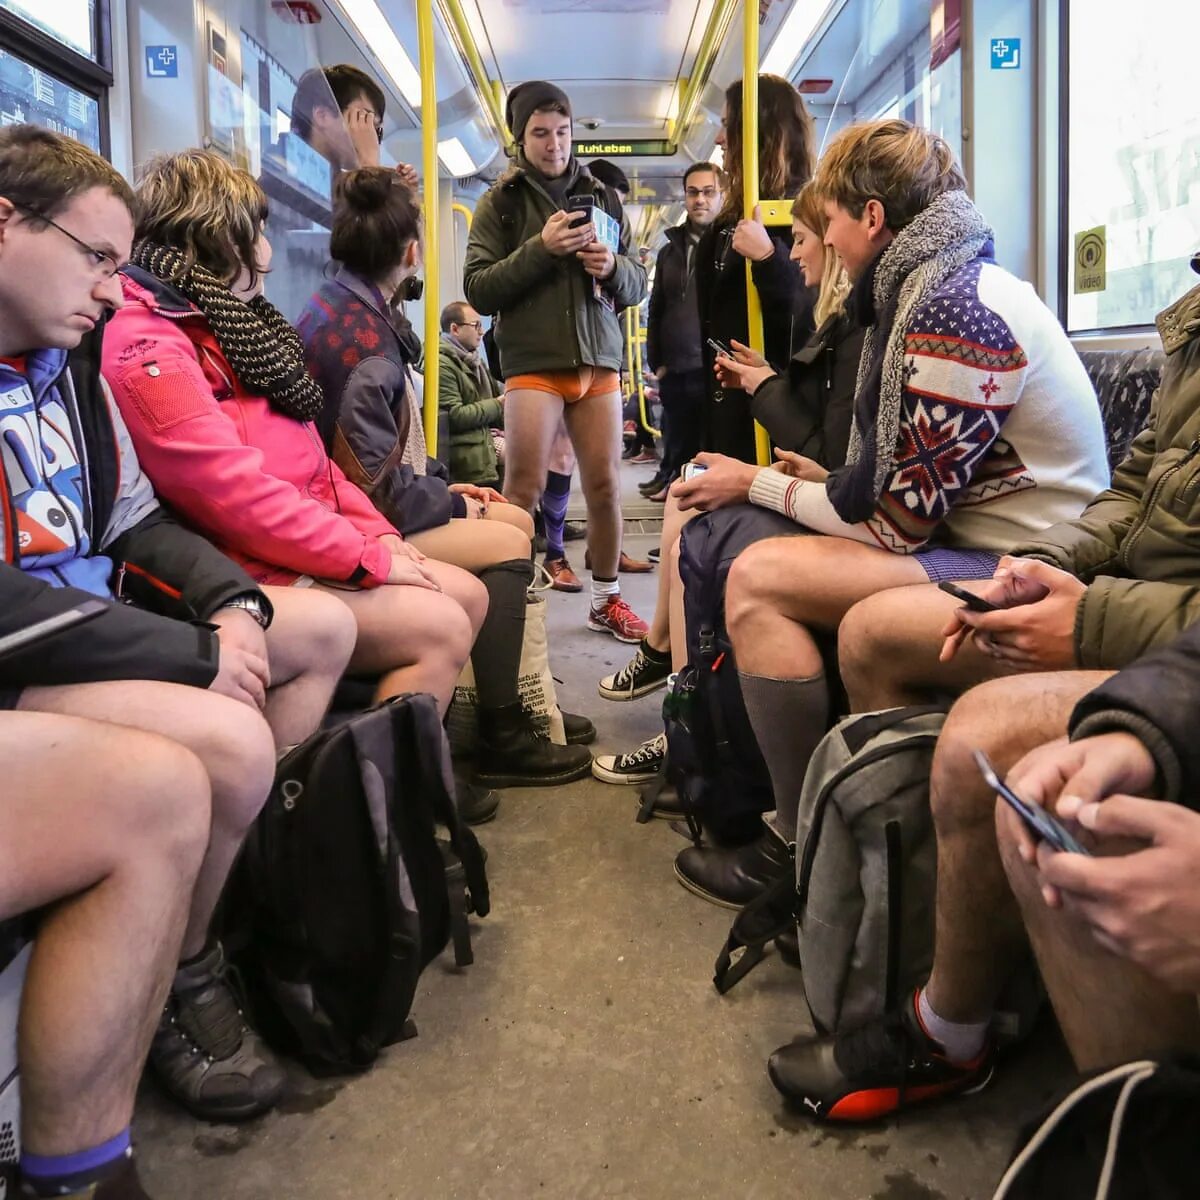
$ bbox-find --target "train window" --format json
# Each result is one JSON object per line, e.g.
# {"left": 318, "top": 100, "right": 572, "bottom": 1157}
{"left": 0, "top": 47, "right": 102, "bottom": 152}
{"left": 1065, "top": 0, "right": 1200, "bottom": 332}
{"left": 0, "top": 1, "right": 97, "bottom": 63}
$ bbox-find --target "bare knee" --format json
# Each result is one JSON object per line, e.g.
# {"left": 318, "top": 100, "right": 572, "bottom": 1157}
{"left": 202, "top": 705, "right": 277, "bottom": 836}
{"left": 838, "top": 594, "right": 892, "bottom": 706}
{"left": 581, "top": 470, "right": 619, "bottom": 513}
{"left": 121, "top": 738, "right": 213, "bottom": 881}
{"left": 298, "top": 590, "right": 358, "bottom": 676}
{"left": 499, "top": 505, "right": 535, "bottom": 540}
{"left": 725, "top": 541, "right": 776, "bottom": 638}
{"left": 490, "top": 520, "right": 533, "bottom": 562}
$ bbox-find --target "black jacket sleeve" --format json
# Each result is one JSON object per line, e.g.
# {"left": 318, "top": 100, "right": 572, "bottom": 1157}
{"left": 109, "top": 509, "right": 272, "bottom": 623}
{"left": 646, "top": 245, "right": 668, "bottom": 374}
{"left": 1069, "top": 620, "right": 1200, "bottom": 808}
{"left": 0, "top": 562, "right": 219, "bottom": 690}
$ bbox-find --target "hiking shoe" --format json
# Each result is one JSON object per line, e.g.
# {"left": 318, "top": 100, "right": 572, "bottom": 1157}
{"left": 588, "top": 596, "right": 650, "bottom": 644}
{"left": 584, "top": 550, "right": 655, "bottom": 574}
{"left": 476, "top": 703, "right": 593, "bottom": 787}
{"left": 561, "top": 710, "right": 598, "bottom": 745}
{"left": 592, "top": 732, "right": 666, "bottom": 785}
{"left": 544, "top": 556, "right": 583, "bottom": 593}
{"left": 598, "top": 640, "right": 672, "bottom": 701}
{"left": 767, "top": 991, "right": 995, "bottom": 1122}
{"left": 150, "top": 943, "right": 286, "bottom": 1121}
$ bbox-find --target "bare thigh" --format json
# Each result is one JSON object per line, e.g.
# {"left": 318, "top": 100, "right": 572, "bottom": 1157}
{"left": 0, "top": 711, "right": 210, "bottom": 917}
{"left": 312, "top": 582, "right": 474, "bottom": 675}
{"left": 728, "top": 535, "right": 931, "bottom": 631}
{"left": 562, "top": 388, "right": 623, "bottom": 491}
{"left": 408, "top": 514, "right": 531, "bottom": 573}
{"left": 503, "top": 389, "right": 566, "bottom": 509}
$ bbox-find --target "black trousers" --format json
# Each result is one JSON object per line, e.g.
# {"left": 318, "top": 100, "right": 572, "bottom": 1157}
{"left": 659, "top": 368, "right": 706, "bottom": 480}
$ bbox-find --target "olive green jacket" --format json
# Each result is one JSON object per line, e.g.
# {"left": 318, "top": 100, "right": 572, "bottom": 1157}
{"left": 462, "top": 162, "right": 647, "bottom": 379}
{"left": 438, "top": 336, "right": 503, "bottom": 484}
{"left": 1010, "top": 283, "right": 1200, "bottom": 669}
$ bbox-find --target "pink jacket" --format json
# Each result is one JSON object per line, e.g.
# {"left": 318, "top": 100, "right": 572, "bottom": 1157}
{"left": 101, "top": 269, "right": 395, "bottom": 588}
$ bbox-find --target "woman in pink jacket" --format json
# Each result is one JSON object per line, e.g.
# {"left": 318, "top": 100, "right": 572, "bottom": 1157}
{"left": 101, "top": 149, "right": 481, "bottom": 717}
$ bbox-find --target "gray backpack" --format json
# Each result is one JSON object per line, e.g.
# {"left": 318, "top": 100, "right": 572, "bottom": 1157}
{"left": 795, "top": 705, "right": 945, "bottom": 1035}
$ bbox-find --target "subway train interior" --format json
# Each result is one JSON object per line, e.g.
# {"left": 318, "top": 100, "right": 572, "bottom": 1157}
{"left": 0, "top": 0, "right": 1198, "bottom": 1197}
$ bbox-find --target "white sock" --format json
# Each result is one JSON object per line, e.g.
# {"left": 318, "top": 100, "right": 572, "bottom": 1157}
{"left": 916, "top": 987, "right": 988, "bottom": 1064}
{"left": 591, "top": 577, "right": 619, "bottom": 609}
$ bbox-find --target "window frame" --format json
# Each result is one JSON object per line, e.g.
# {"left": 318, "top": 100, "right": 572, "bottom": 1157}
{"left": 0, "top": 0, "right": 113, "bottom": 158}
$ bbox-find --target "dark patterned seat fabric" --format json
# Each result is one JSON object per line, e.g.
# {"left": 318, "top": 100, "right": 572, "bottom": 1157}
{"left": 1077, "top": 348, "right": 1165, "bottom": 473}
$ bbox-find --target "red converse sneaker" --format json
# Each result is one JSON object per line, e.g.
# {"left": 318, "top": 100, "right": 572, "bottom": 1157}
{"left": 587, "top": 595, "right": 650, "bottom": 644}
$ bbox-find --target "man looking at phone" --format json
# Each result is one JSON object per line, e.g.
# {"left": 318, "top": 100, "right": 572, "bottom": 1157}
{"left": 641, "top": 162, "right": 724, "bottom": 500}
{"left": 464, "top": 81, "right": 650, "bottom": 642}
{"left": 765, "top": 259, "right": 1200, "bottom": 1121}
{"left": 0, "top": 125, "right": 360, "bottom": 1137}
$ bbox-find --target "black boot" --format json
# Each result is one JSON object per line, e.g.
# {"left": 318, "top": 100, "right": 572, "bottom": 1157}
{"left": 452, "top": 759, "right": 500, "bottom": 824}
{"left": 673, "top": 824, "right": 791, "bottom": 909}
{"left": 476, "top": 704, "right": 593, "bottom": 788}
{"left": 561, "top": 710, "right": 597, "bottom": 745}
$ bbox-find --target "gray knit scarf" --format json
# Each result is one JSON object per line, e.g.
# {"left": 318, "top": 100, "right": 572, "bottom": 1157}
{"left": 825, "top": 190, "right": 994, "bottom": 524}
{"left": 130, "top": 241, "right": 325, "bottom": 423}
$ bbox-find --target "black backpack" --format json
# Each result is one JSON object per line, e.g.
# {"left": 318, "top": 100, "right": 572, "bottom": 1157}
{"left": 644, "top": 505, "right": 807, "bottom": 844}
{"left": 228, "top": 694, "right": 489, "bottom": 1077}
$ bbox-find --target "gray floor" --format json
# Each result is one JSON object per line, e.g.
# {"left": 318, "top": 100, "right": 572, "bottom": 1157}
{"left": 137, "top": 463, "right": 1072, "bottom": 1199}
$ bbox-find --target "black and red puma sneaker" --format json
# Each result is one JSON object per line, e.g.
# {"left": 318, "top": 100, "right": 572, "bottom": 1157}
{"left": 767, "top": 991, "right": 995, "bottom": 1122}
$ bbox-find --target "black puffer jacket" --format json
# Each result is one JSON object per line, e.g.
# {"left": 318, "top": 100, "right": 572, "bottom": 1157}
{"left": 694, "top": 214, "right": 813, "bottom": 462}
{"left": 750, "top": 307, "right": 864, "bottom": 467}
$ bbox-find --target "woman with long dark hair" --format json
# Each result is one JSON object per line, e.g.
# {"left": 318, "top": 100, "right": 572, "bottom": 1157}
{"left": 695, "top": 74, "right": 817, "bottom": 463}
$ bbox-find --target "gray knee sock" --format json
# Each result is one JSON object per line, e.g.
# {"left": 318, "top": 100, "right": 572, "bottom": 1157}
{"left": 739, "top": 670, "right": 829, "bottom": 842}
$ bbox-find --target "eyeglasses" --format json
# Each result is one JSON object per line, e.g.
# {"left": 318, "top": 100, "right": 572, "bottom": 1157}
{"left": 457, "top": 320, "right": 483, "bottom": 331}
{"left": 14, "top": 204, "right": 120, "bottom": 279}
{"left": 685, "top": 187, "right": 718, "bottom": 200}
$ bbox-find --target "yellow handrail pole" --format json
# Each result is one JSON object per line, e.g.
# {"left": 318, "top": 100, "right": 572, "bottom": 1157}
{"left": 418, "top": 0, "right": 440, "bottom": 454}
{"left": 743, "top": 5, "right": 770, "bottom": 467}
{"left": 451, "top": 201, "right": 473, "bottom": 230}
{"left": 633, "top": 307, "right": 660, "bottom": 438}
{"left": 438, "top": 0, "right": 513, "bottom": 153}
{"left": 624, "top": 307, "right": 635, "bottom": 402}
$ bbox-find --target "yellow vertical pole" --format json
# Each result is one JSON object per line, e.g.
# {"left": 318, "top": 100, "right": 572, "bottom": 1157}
{"left": 743, "top": 5, "right": 770, "bottom": 466}
{"left": 624, "top": 307, "right": 635, "bottom": 402}
{"left": 418, "top": 0, "right": 440, "bottom": 455}
{"left": 633, "top": 307, "right": 659, "bottom": 437}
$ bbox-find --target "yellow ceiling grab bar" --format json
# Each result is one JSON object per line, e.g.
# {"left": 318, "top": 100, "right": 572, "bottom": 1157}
{"left": 418, "top": 0, "right": 440, "bottom": 456}
{"left": 670, "top": 0, "right": 739, "bottom": 152}
{"left": 438, "top": 0, "right": 513, "bottom": 153}
{"left": 451, "top": 201, "right": 473, "bottom": 230}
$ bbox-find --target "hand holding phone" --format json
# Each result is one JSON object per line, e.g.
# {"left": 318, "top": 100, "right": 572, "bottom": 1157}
{"left": 680, "top": 462, "right": 707, "bottom": 481}
{"left": 707, "top": 337, "right": 734, "bottom": 359}
{"left": 975, "top": 749, "right": 1092, "bottom": 856}
{"left": 567, "top": 195, "right": 594, "bottom": 229}
{"left": 938, "top": 580, "right": 1002, "bottom": 613}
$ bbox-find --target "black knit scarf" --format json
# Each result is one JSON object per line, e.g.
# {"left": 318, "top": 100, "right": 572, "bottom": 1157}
{"left": 130, "top": 241, "right": 325, "bottom": 423}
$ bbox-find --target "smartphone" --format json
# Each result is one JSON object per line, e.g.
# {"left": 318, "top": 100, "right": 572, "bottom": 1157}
{"left": 938, "top": 580, "right": 1001, "bottom": 613}
{"left": 680, "top": 462, "right": 708, "bottom": 481}
{"left": 567, "top": 195, "right": 594, "bottom": 229}
{"left": 974, "top": 750, "right": 1093, "bottom": 856}
{"left": 0, "top": 598, "right": 108, "bottom": 661}
{"left": 707, "top": 337, "right": 734, "bottom": 359}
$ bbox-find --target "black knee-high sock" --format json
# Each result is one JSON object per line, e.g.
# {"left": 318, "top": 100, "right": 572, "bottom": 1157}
{"left": 473, "top": 558, "right": 535, "bottom": 710}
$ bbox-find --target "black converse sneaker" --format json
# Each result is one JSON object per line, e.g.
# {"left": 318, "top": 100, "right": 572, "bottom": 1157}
{"left": 592, "top": 732, "right": 666, "bottom": 785}
{"left": 150, "top": 943, "right": 286, "bottom": 1121}
{"left": 598, "top": 641, "right": 672, "bottom": 701}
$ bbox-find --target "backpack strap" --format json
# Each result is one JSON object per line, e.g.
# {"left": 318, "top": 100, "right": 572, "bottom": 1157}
{"left": 713, "top": 860, "right": 798, "bottom": 995}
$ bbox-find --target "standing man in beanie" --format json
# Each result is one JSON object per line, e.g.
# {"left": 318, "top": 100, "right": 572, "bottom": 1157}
{"left": 464, "top": 81, "right": 651, "bottom": 643}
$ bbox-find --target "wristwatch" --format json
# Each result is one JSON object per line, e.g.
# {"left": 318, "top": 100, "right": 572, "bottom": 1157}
{"left": 219, "top": 592, "right": 271, "bottom": 630}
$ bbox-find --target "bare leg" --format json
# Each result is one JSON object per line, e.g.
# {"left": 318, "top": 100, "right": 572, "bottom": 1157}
{"left": 314, "top": 582, "right": 475, "bottom": 713}
{"left": 727, "top": 536, "right": 930, "bottom": 680}
{"left": 18, "top": 682, "right": 277, "bottom": 959}
{"left": 407, "top": 512, "right": 533, "bottom": 574}
{"left": 666, "top": 528, "right": 690, "bottom": 673}
{"left": 0, "top": 713, "right": 210, "bottom": 1156}
{"left": 838, "top": 583, "right": 998, "bottom": 712}
{"left": 998, "top": 803, "right": 1200, "bottom": 1070}
{"left": 646, "top": 492, "right": 695, "bottom": 655}
{"left": 923, "top": 672, "right": 1110, "bottom": 1022}
{"left": 258, "top": 585, "right": 359, "bottom": 748}
{"left": 563, "top": 388, "right": 624, "bottom": 582}
{"left": 502, "top": 388, "right": 565, "bottom": 516}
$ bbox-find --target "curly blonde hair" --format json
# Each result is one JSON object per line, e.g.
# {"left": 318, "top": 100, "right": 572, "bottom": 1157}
{"left": 134, "top": 150, "right": 268, "bottom": 286}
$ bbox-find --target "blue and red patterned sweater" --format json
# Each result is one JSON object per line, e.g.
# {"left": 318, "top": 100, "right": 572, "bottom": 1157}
{"left": 750, "top": 254, "right": 1110, "bottom": 553}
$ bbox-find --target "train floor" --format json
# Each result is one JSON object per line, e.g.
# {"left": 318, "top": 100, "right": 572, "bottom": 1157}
{"left": 136, "top": 461, "right": 1073, "bottom": 1199}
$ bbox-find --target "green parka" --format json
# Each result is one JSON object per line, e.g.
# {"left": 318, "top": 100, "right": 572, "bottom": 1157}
{"left": 462, "top": 160, "right": 647, "bottom": 379}
{"left": 1011, "top": 282, "right": 1200, "bottom": 669}
{"left": 438, "top": 336, "right": 503, "bottom": 484}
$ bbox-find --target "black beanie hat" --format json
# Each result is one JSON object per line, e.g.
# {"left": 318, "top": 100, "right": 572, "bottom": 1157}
{"left": 506, "top": 81, "right": 572, "bottom": 143}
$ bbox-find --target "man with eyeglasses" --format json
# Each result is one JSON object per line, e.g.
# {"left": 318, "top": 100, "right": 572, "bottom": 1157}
{"left": 640, "top": 161, "right": 724, "bottom": 500}
{"left": 438, "top": 300, "right": 505, "bottom": 487}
